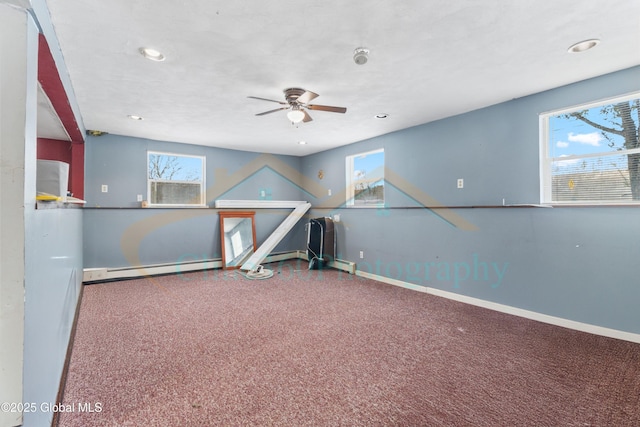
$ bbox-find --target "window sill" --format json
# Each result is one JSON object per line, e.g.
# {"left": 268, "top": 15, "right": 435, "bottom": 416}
{"left": 346, "top": 204, "right": 386, "bottom": 209}
{"left": 145, "top": 205, "right": 208, "bottom": 208}
{"left": 83, "top": 205, "right": 211, "bottom": 210}
{"left": 548, "top": 203, "right": 640, "bottom": 207}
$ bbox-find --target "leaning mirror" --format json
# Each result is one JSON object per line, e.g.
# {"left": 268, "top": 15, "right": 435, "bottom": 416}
{"left": 219, "top": 211, "right": 257, "bottom": 269}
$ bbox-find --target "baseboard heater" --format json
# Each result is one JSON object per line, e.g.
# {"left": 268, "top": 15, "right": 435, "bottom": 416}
{"left": 295, "top": 250, "right": 356, "bottom": 275}
{"left": 83, "top": 251, "right": 355, "bottom": 283}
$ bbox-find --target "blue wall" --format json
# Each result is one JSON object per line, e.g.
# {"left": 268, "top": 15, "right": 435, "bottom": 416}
{"left": 24, "top": 208, "right": 83, "bottom": 427}
{"left": 301, "top": 66, "right": 640, "bottom": 334}
{"left": 83, "top": 67, "right": 640, "bottom": 335}
{"left": 83, "top": 135, "right": 307, "bottom": 268}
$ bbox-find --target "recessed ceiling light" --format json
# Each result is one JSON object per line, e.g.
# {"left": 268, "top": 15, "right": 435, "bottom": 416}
{"left": 128, "top": 115, "right": 144, "bottom": 121}
{"left": 139, "top": 47, "right": 165, "bottom": 61}
{"left": 298, "top": 140, "right": 307, "bottom": 145}
{"left": 567, "top": 39, "right": 600, "bottom": 53}
{"left": 375, "top": 113, "right": 388, "bottom": 119}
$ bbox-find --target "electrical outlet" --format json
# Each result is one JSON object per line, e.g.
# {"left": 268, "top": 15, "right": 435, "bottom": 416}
{"left": 137, "top": 194, "right": 143, "bottom": 202}
{"left": 457, "top": 178, "right": 464, "bottom": 189}
{"left": 101, "top": 185, "right": 108, "bottom": 193}
{"left": 328, "top": 189, "right": 332, "bottom": 196}
{"left": 359, "top": 251, "right": 364, "bottom": 259}
{"left": 333, "top": 214, "right": 340, "bottom": 222}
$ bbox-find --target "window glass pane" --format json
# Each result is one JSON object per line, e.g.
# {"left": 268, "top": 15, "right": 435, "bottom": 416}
{"left": 542, "top": 94, "right": 640, "bottom": 204}
{"left": 347, "top": 149, "right": 384, "bottom": 206}
{"left": 148, "top": 153, "right": 203, "bottom": 181}
{"left": 548, "top": 104, "right": 632, "bottom": 158}
{"left": 551, "top": 153, "right": 632, "bottom": 202}
{"left": 150, "top": 182, "right": 201, "bottom": 204}
{"left": 148, "top": 152, "right": 204, "bottom": 206}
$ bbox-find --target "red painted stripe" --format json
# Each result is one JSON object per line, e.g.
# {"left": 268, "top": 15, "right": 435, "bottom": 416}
{"left": 37, "top": 33, "right": 84, "bottom": 143}
{"left": 37, "top": 137, "right": 72, "bottom": 163}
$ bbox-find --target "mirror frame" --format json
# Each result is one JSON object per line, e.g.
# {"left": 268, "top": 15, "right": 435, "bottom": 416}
{"left": 219, "top": 211, "right": 257, "bottom": 270}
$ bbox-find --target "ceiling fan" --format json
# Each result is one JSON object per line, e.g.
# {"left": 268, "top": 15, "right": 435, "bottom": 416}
{"left": 248, "top": 88, "right": 347, "bottom": 124}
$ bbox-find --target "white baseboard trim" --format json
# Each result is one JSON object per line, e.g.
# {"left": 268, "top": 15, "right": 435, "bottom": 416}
{"left": 356, "top": 270, "right": 640, "bottom": 344}
{"left": 84, "top": 251, "right": 300, "bottom": 283}
{"left": 357, "top": 270, "right": 429, "bottom": 293}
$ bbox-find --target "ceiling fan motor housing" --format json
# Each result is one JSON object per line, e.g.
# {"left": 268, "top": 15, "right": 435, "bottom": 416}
{"left": 284, "top": 88, "right": 306, "bottom": 104}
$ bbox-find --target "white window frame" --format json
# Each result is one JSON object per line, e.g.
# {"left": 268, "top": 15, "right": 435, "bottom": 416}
{"left": 147, "top": 151, "right": 206, "bottom": 207}
{"left": 346, "top": 148, "right": 385, "bottom": 208}
{"left": 539, "top": 92, "right": 640, "bottom": 205}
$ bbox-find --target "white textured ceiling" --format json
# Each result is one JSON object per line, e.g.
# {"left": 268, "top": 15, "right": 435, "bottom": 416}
{"left": 42, "top": 0, "right": 640, "bottom": 155}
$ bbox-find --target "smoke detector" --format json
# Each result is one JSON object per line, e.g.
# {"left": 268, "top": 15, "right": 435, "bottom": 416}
{"left": 353, "top": 47, "right": 369, "bottom": 65}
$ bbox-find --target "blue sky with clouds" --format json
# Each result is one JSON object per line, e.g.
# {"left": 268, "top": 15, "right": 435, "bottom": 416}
{"left": 149, "top": 153, "right": 203, "bottom": 181}
{"left": 353, "top": 150, "right": 384, "bottom": 183}
{"left": 549, "top": 104, "right": 628, "bottom": 159}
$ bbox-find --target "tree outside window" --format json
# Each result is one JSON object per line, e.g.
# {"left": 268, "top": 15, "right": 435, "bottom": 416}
{"left": 346, "top": 149, "right": 384, "bottom": 207}
{"left": 147, "top": 152, "right": 205, "bottom": 206}
{"left": 541, "top": 93, "right": 640, "bottom": 204}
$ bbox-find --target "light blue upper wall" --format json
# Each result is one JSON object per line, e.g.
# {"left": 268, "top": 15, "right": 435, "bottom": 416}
{"left": 24, "top": 209, "right": 83, "bottom": 427}
{"left": 305, "top": 66, "right": 640, "bottom": 208}
{"left": 83, "top": 134, "right": 307, "bottom": 268}
{"left": 301, "top": 66, "right": 640, "bottom": 334}
{"left": 84, "top": 134, "right": 304, "bottom": 207}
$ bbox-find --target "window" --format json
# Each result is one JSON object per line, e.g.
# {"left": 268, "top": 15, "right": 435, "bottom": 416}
{"left": 147, "top": 152, "right": 205, "bottom": 206}
{"left": 540, "top": 93, "right": 640, "bottom": 204}
{"left": 346, "top": 149, "right": 384, "bottom": 207}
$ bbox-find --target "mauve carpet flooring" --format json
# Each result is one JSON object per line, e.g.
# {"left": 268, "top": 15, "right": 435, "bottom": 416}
{"left": 59, "top": 260, "right": 640, "bottom": 426}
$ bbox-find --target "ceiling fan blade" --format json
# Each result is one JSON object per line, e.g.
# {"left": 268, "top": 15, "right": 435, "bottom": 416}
{"left": 302, "top": 110, "right": 313, "bottom": 122}
{"left": 255, "top": 107, "right": 288, "bottom": 116}
{"left": 248, "top": 96, "right": 287, "bottom": 105}
{"left": 297, "top": 90, "right": 319, "bottom": 104}
{"left": 307, "top": 104, "right": 347, "bottom": 114}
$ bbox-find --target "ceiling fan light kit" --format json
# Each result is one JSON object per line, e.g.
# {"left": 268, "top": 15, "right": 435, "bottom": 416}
{"left": 249, "top": 87, "right": 347, "bottom": 124}
{"left": 287, "top": 108, "right": 306, "bottom": 124}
